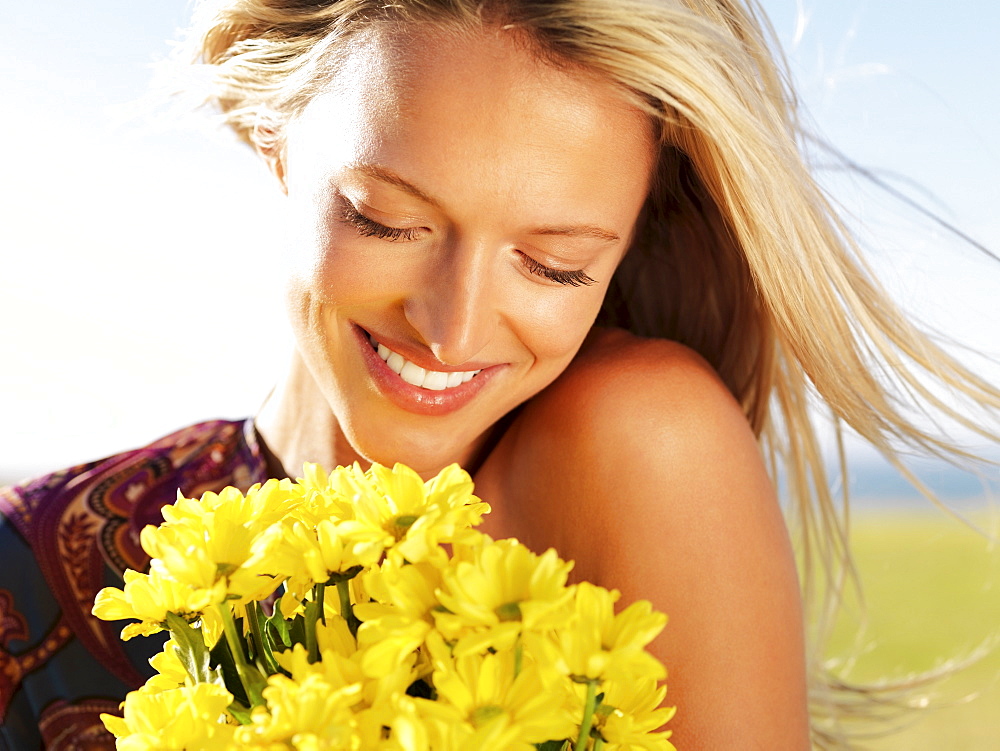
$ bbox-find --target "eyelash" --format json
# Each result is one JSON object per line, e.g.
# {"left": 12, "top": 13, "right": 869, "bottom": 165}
{"left": 339, "top": 202, "right": 597, "bottom": 287}
{"left": 340, "top": 202, "right": 421, "bottom": 242}
{"left": 518, "top": 254, "right": 597, "bottom": 287}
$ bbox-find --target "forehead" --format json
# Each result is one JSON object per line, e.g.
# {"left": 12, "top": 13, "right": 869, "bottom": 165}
{"left": 332, "top": 23, "right": 651, "bottom": 134}
{"left": 288, "top": 23, "right": 656, "bottom": 217}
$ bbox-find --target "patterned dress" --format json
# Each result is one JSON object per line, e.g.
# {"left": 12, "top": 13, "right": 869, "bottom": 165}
{"left": 0, "top": 419, "right": 270, "bottom": 750}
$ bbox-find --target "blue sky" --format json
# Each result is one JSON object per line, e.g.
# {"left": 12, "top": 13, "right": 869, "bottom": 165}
{"left": 1, "top": 1, "right": 998, "bottom": 480}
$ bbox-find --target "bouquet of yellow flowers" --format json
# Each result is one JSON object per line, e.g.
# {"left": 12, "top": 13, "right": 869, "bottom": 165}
{"left": 93, "top": 462, "right": 675, "bottom": 750}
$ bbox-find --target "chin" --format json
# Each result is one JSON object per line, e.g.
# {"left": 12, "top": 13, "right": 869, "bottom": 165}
{"left": 343, "top": 422, "right": 480, "bottom": 479}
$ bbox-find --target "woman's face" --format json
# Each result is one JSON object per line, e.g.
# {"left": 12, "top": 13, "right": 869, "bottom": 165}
{"left": 277, "top": 25, "right": 656, "bottom": 474}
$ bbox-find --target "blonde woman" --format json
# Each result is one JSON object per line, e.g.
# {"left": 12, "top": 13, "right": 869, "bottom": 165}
{"left": 0, "top": 0, "right": 996, "bottom": 748}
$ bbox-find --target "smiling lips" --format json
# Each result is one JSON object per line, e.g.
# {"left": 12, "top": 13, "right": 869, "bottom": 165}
{"left": 371, "top": 337, "right": 482, "bottom": 390}
{"left": 357, "top": 325, "right": 495, "bottom": 416}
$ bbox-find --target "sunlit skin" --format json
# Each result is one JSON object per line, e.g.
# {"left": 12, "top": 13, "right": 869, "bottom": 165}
{"left": 256, "top": 23, "right": 810, "bottom": 749}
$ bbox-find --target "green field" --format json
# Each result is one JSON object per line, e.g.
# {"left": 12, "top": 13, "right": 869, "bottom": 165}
{"left": 823, "top": 507, "right": 1000, "bottom": 749}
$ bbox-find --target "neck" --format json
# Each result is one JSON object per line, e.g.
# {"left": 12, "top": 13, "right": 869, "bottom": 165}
{"left": 254, "top": 349, "right": 364, "bottom": 477}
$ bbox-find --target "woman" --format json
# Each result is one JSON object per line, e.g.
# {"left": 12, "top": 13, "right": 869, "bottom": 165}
{"left": 1, "top": 0, "right": 996, "bottom": 748}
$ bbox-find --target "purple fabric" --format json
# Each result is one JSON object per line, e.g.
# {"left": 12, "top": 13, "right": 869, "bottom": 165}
{"left": 0, "top": 419, "right": 269, "bottom": 750}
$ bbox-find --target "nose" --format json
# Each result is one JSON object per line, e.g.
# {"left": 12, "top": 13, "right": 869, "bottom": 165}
{"left": 403, "top": 237, "right": 499, "bottom": 366}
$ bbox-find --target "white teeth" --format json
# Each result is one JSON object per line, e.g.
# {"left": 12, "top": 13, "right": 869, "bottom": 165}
{"left": 370, "top": 335, "right": 482, "bottom": 389}
{"left": 399, "top": 360, "right": 426, "bottom": 387}
{"left": 422, "top": 370, "right": 449, "bottom": 391}
{"left": 386, "top": 351, "right": 406, "bottom": 373}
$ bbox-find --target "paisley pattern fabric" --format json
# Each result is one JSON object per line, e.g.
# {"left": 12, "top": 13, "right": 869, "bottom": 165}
{"left": 0, "top": 419, "right": 269, "bottom": 750}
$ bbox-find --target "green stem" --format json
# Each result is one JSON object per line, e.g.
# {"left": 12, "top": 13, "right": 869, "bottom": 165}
{"left": 514, "top": 639, "right": 523, "bottom": 678}
{"left": 337, "top": 579, "right": 361, "bottom": 638}
{"left": 574, "top": 680, "right": 599, "bottom": 751}
{"left": 219, "top": 605, "right": 264, "bottom": 707}
{"left": 305, "top": 585, "right": 321, "bottom": 663}
{"left": 317, "top": 583, "right": 326, "bottom": 625}
{"left": 593, "top": 738, "right": 604, "bottom": 751}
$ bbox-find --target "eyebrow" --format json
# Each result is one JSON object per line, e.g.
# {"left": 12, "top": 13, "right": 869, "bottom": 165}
{"left": 348, "top": 163, "right": 442, "bottom": 208}
{"left": 347, "top": 163, "right": 622, "bottom": 244}
{"left": 529, "top": 225, "right": 621, "bottom": 243}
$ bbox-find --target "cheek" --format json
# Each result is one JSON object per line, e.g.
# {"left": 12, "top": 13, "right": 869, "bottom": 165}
{"left": 284, "top": 218, "right": 399, "bottom": 312}
{"left": 513, "top": 286, "right": 607, "bottom": 365}
{"left": 279, "top": 187, "right": 391, "bottom": 306}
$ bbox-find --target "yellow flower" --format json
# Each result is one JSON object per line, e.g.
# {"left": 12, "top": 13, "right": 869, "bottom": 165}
{"left": 277, "top": 609, "right": 422, "bottom": 701}
{"left": 291, "top": 461, "right": 358, "bottom": 523}
{"left": 93, "top": 567, "right": 224, "bottom": 640}
{"left": 272, "top": 639, "right": 362, "bottom": 689}
{"left": 433, "top": 537, "right": 574, "bottom": 656}
{"left": 545, "top": 582, "right": 666, "bottom": 684}
{"left": 254, "top": 517, "right": 376, "bottom": 601}
{"left": 139, "top": 639, "right": 188, "bottom": 694}
{"left": 354, "top": 561, "right": 443, "bottom": 681}
{"left": 159, "top": 485, "right": 294, "bottom": 602}
{"left": 357, "top": 560, "right": 443, "bottom": 627}
{"left": 100, "top": 682, "right": 235, "bottom": 750}
{"left": 277, "top": 589, "right": 305, "bottom": 620}
{"left": 417, "top": 649, "right": 578, "bottom": 751}
{"left": 233, "top": 671, "right": 363, "bottom": 747}
{"left": 315, "top": 613, "right": 360, "bottom": 660}
{"left": 356, "top": 614, "right": 430, "bottom": 680}
{"left": 268, "top": 636, "right": 419, "bottom": 738}
{"left": 160, "top": 479, "right": 300, "bottom": 529}
{"left": 139, "top": 483, "right": 285, "bottom": 604}
{"left": 333, "top": 463, "right": 490, "bottom": 567}
{"left": 95, "top": 462, "right": 675, "bottom": 751}
{"left": 349, "top": 694, "right": 431, "bottom": 751}
{"left": 596, "top": 676, "right": 677, "bottom": 751}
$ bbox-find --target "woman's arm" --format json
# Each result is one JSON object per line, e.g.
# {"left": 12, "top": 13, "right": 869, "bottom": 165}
{"left": 487, "top": 330, "right": 810, "bottom": 749}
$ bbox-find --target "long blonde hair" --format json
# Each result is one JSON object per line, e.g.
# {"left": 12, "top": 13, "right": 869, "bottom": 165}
{"left": 180, "top": 0, "right": 1000, "bottom": 745}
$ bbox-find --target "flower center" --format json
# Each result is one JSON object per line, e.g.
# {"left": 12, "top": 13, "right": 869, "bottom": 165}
{"left": 389, "top": 514, "right": 419, "bottom": 540}
{"left": 495, "top": 601, "right": 522, "bottom": 622}
{"left": 471, "top": 704, "right": 505, "bottom": 728}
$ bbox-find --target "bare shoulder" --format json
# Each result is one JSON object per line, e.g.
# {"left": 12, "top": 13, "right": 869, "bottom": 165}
{"left": 509, "top": 327, "right": 761, "bottom": 496}
{"left": 537, "top": 325, "right": 742, "bottom": 430}
{"left": 496, "top": 327, "right": 777, "bottom": 556}
{"left": 483, "top": 327, "right": 810, "bottom": 748}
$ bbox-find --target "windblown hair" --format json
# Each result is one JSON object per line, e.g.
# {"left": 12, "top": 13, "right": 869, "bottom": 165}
{"left": 180, "top": 0, "right": 1000, "bottom": 745}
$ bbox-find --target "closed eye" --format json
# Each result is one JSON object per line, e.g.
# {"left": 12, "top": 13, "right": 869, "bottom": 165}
{"left": 519, "top": 253, "right": 596, "bottom": 287}
{"left": 339, "top": 201, "right": 422, "bottom": 242}
{"left": 339, "top": 200, "right": 595, "bottom": 286}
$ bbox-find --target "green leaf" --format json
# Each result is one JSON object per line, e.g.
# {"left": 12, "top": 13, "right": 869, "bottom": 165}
{"left": 241, "top": 660, "right": 269, "bottom": 708}
{"left": 265, "top": 608, "right": 292, "bottom": 650}
{"left": 287, "top": 613, "right": 308, "bottom": 649}
{"left": 210, "top": 630, "right": 250, "bottom": 706}
{"left": 166, "top": 612, "right": 212, "bottom": 684}
{"left": 226, "top": 699, "right": 253, "bottom": 725}
{"left": 246, "top": 601, "right": 281, "bottom": 675}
